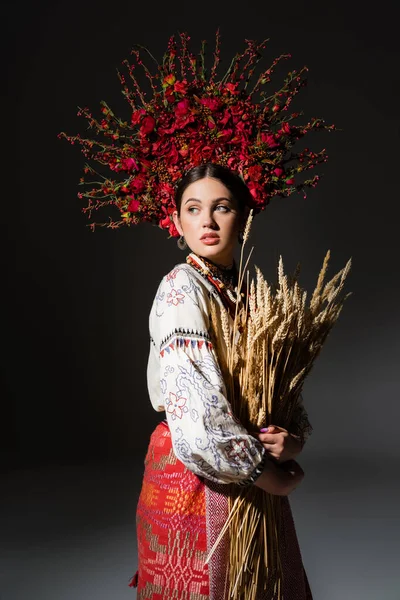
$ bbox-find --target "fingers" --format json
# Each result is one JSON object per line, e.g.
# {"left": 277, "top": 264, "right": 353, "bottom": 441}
{"left": 262, "top": 425, "right": 288, "bottom": 433}
{"left": 252, "top": 429, "right": 289, "bottom": 443}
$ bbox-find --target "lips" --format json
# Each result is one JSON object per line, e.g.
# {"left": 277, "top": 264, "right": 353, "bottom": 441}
{"left": 200, "top": 233, "right": 219, "bottom": 240}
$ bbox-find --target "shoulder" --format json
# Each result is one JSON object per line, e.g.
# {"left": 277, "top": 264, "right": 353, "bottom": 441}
{"left": 149, "top": 263, "right": 212, "bottom": 346}
{"left": 157, "top": 262, "right": 216, "bottom": 299}
{"left": 153, "top": 263, "right": 207, "bottom": 313}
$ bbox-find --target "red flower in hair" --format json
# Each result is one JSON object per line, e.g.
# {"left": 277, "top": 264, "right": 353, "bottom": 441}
{"left": 130, "top": 177, "right": 146, "bottom": 193}
{"left": 261, "top": 133, "right": 280, "bottom": 148}
{"left": 60, "top": 31, "right": 334, "bottom": 235}
{"left": 174, "top": 80, "right": 189, "bottom": 94}
{"left": 140, "top": 115, "right": 156, "bottom": 135}
{"left": 273, "top": 167, "right": 285, "bottom": 177}
{"left": 248, "top": 165, "right": 263, "bottom": 182}
{"left": 175, "top": 99, "right": 190, "bottom": 117}
{"left": 127, "top": 197, "right": 140, "bottom": 212}
{"left": 200, "top": 98, "right": 221, "bottom": 112}
{"left": 131, "top": 108, "right": 145, "bottom": 125}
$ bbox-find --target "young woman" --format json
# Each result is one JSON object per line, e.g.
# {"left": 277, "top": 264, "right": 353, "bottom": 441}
{"left": 133, "top": 162, "right": 313, "bottom": 600}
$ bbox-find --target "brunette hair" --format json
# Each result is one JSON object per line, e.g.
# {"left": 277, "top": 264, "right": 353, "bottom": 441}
{"left": 174, "top": 163, "right": 252, "bottom": 216}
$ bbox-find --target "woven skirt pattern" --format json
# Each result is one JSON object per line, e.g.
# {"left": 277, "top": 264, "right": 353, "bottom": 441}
{"left": 135, "top": 422, "right": 209, "bottom": 599}
{"left": 134, "top": 422, "right": 312, "bottom": 600}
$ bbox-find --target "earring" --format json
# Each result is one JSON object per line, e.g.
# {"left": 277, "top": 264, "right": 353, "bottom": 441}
{"left": 238, "top": 230, "right": 244, "bottom": 244}
{"left": 177, "top": 235, "right": 187, "bottom": 250}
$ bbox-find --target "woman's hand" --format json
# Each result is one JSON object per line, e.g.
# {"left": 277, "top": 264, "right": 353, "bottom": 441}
{"left": 252, "top": 425, "right": 303, "bottom": 464}
{"left": 254, "top": 458, "right": 304, "bottom": 496}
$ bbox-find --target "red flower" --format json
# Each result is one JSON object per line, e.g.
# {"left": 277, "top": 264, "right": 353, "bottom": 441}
{"left": 168, "top": 221, "right": 179, "bottom": 237}
{"left": 261, "top": 133, "right": 279, "bottom": 148}
{"left": 175, "top": 98, "right": 191, "bottom": 117}
{"left": 159, "top": 212, "right": 171, "bottom": 228}
{"left": 217, "top": 129, "right": 233, "bottom": 143}
{"left": 220, "top": 109, "right": 231, "bottom": 127}
{"left": 140, "top": 115, "right": 156, "bottom": 135}
{"left": 131, "top": 108, "right": 145, "bottom": 125}
{"left": 159, "top": 182, "right": 175, "bottom": 204}
{"left": 163, "top": 74, "right": 176, "bottom": 87}
{"left": 273, "top": 167, "right": 284, "bottom": 177}
{"left": 279, "top": 122, "right": 291, "bottom": 135}
{"left": 225, "top": 82, "right": 239, "bottom": 94}
{"left": 174, "top": 113, "right": 195, "bottom": 130}
{"left": 247, "top": 165, "right": 263, "bottom": 182}
{"left": 130, "top": 177, "right": 146, "bottom": 193}
{"left": 179, "top": 145, "right": 189, "bottom": 157}
{"left": 174, "top": 79, "right": 188, "bottom": 94}
{"left": 286, "top": 178, "right": 295, "bottom": 185}
{"left": 235, "top": 121, "right": 248, "bottom": 134}
{"left": 247, "top": 181, "right": 264, "bottom": 200}
{"left": 200, "top": 98, "right": 220, "bottom": 112}
{"left": 230, "top": 104, "right": 244, "bottom": 117}
{"left": 166, "top": 143, "right": 179, "bottom": 165}
{"left": 121, "top": 157, "right": 138, "bottom": 172}
{"left": 127, "top": 197, "right": 140, "bottom": 212}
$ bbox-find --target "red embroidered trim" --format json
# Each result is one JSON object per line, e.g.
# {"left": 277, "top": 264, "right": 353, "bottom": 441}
{"left": 160, "top": 337, "right": 213, "bottom": 357}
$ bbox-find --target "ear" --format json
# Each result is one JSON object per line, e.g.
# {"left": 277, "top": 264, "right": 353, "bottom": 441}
{"left": 172, "top": 210, "right": 184, "bottom": 236}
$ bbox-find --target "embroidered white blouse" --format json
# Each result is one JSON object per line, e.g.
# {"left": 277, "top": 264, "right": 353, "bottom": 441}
{"left": 146, "top": 258, "right": 312, "bottom": 485}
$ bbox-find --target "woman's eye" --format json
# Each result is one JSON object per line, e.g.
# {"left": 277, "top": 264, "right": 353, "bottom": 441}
{"left": 188, "top": 206, "right": 199, "bottom": 213}
{"left": 215, "top": 205, "right": 230, "bottom": 212}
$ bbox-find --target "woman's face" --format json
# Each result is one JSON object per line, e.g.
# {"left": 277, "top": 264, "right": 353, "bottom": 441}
{"left": 172, "top": 177, "right": 243, "bottom": 267}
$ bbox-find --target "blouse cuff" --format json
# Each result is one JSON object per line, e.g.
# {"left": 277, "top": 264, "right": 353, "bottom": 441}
{"left": 236, "top": 448, "right": 268, "bottom": 487}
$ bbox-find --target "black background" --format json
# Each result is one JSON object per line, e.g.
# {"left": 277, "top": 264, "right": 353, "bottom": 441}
{"left": 3, "top": 0, "right": 400, "bottom": 469}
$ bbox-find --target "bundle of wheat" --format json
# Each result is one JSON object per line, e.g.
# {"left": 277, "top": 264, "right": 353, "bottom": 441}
{"left": 207, "top": 212, "right": 351, "bottom": 599}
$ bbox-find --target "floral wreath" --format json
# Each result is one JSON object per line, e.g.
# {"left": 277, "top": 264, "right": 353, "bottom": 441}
{"left": 58, "top": 31, "right": 335, "bottom": 237}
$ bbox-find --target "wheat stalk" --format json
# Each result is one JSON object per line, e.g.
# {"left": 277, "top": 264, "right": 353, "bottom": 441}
{"left": 208, "top": 227, "right": 351, "bottom": 598}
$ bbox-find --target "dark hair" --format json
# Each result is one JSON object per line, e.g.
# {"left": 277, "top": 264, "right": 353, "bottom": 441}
{"left": 174, "top": 162, "right": 252, "bottom": 216}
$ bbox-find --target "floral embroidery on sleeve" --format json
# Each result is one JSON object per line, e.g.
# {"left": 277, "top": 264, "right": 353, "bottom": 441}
{"left": 165, "top": 391, "right": 188, "bottom": 420}
{"left": 226, "top": 439, "right": 251, "bottom": 461}
{"left": 167, "top": 288, "right": 185, "bottom": 306}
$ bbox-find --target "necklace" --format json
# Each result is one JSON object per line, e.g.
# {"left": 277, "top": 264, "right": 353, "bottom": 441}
{"left": 186, "top": 252, "right": 245, "bottom": 313}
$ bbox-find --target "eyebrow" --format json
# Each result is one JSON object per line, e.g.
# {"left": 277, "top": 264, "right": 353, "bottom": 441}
{"left": 184, "top": 196, "right": 232, "bottom": 205}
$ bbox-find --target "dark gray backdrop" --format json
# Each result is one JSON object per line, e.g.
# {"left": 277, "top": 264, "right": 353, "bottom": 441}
{"left": 2, "top": 1, "right": 400, "bottom": 599}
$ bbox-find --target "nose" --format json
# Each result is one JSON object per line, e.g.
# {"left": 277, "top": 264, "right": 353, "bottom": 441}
{"left": 202, "top": 209, "right": 218, "bottom": 229}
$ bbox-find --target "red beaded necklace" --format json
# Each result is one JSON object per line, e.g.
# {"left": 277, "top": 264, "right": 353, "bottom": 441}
{"left": 186, "top": 252, "right": 247, "bottom": 318}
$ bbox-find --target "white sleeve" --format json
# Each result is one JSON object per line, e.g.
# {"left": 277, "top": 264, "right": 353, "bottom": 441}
{"left": 150, "top": 265, "right": 266, "bottom": 485}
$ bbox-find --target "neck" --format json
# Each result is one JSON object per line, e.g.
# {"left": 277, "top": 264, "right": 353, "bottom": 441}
{"left": 196, "top": 253, "right": 235, "bottom": 271}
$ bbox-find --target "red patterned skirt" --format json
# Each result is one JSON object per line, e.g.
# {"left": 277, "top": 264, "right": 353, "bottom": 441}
{"left": 132, "top": 421, "right": 312, "bottom": 600}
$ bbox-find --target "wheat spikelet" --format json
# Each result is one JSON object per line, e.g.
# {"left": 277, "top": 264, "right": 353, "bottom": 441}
{"left": 257, "top": 407, "right": 267, "bottom": 428}
{"left": 278, "top": 257, "right": 292, "bottom": 315}
{"left": 310, "top": 249, "right": 331, "bottom": 313}
{"left": 293, "top": 281, "right": 302, "bottom": 310}
{"left": 243, "top": 209, "right": 254, "bottom": 244}
{"left": 249, "top": 279, "right": 256, "bottom": 319}
{"left": 266, "top": 283, "right": 275, "bottom": 324}
{"left": 271, "top": 320, "right": 289, "bottom": 351}
{"left": 289, "top": 366, "right": 307, "bottom": 391}
{"left": 321, "top": 269, "right": 343, "bottom": 300}
{"left": 255, "top": 265, "right": 264, "bottom": 319}
{"left": 325, "top": 258, "right": 352, "bottom": 306}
